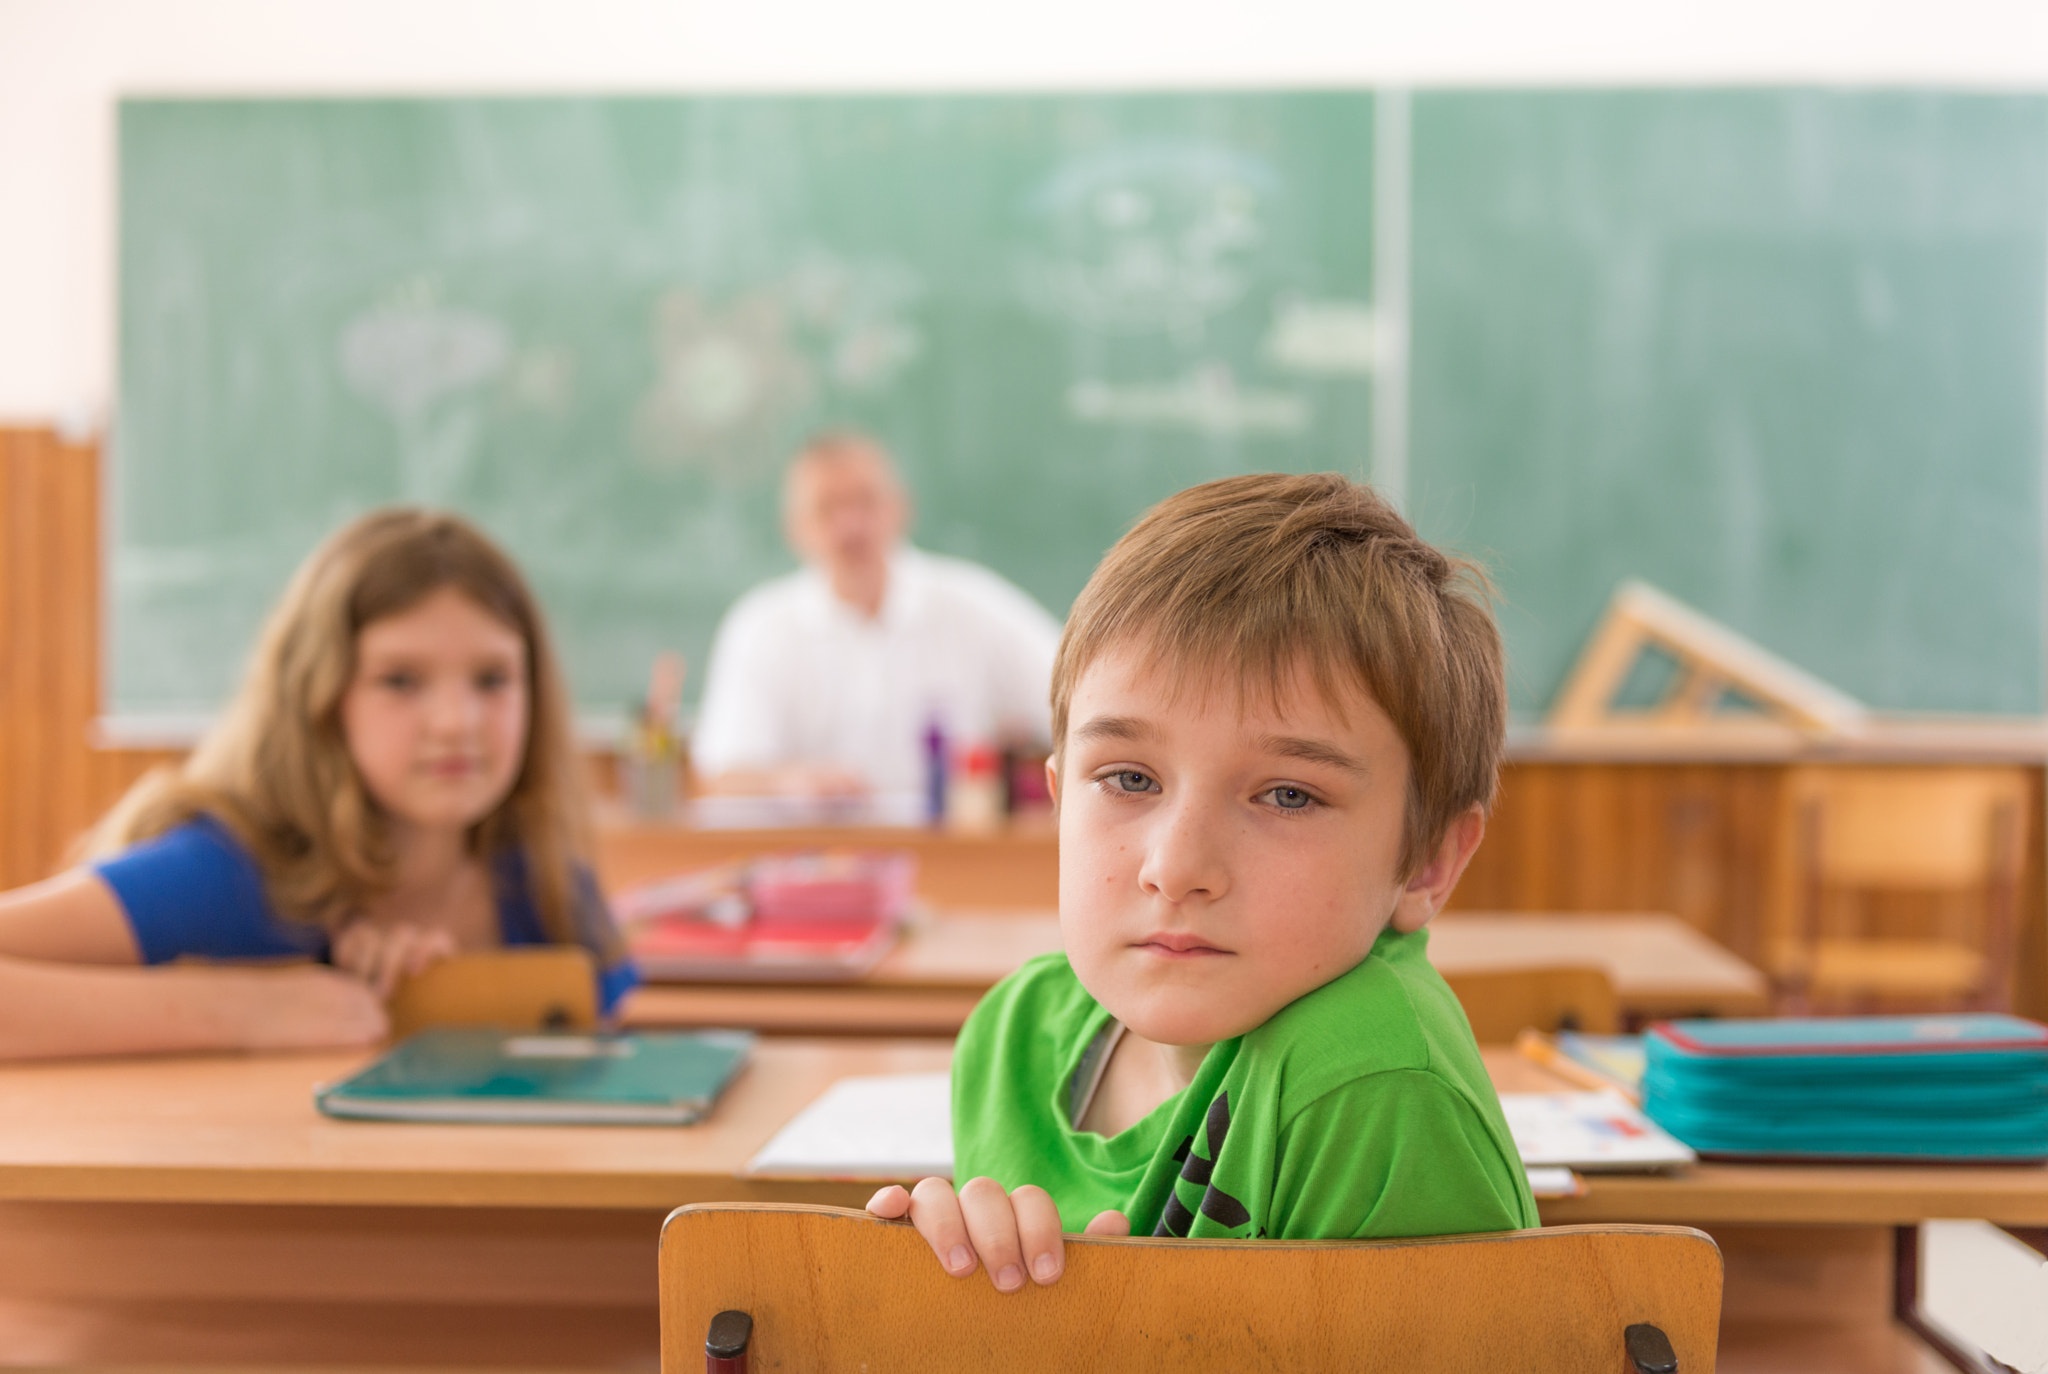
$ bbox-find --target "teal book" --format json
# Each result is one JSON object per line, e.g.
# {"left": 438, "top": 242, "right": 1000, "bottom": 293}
{"left": 316, "top": 1028, "right": 754, "bottom": 1125}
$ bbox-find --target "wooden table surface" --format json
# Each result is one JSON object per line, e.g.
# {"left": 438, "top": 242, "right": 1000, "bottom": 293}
{"left": 594, "top": 820, "right": 1061, "bottom": 909}
{"left": 0, "top": 1039, "right": 949, "bottom": 1211}
{"left": 3, "top": 1040, "right": 2037, "bottom": 1369}
{"left": 1430, "top": 911, "right": 1772, "bottom": 1019}
{"left": 621, "top": 909, "right": 1772, "bottom": 1034}
{"left": 0, "top": 1038, "right": 2038, "bottom": 1226}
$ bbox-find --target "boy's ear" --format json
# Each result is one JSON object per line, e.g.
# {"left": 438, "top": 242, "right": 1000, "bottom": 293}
{"left": 1389, "top": 805, "right": 1486, "bottom": 934}
{"left": 1045, "top": 753, "right": 1062, "bottom": 810}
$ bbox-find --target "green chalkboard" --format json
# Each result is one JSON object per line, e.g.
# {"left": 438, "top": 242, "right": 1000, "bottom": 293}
{"left": 118, "top": 90, "right": 2048, "bottom": 724}
{"left": 116, "top": 95, "right": 1379, "bottom": 719}
{"left": 1407, "top": 91, "right": 2048, "bottom": 715}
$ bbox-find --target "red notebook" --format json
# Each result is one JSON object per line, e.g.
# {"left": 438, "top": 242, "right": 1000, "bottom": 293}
{"left": 620, "top": 851, "right": 914, "bottom": 982}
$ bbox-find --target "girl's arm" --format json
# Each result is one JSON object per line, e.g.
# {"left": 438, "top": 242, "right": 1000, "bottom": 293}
{"left": 0, "top": 869, "right": 145, "bottom": 963}
{"left": 0, "top": 867, "right": 388, "bottom": 1061}
{"left": 0, "top": 955, "right": 388, "bottom": 1060}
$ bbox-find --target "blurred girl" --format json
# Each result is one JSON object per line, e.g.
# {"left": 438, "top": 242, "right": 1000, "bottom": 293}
{"left": 0, "top": 509, "right": 635, "bottom": 1059}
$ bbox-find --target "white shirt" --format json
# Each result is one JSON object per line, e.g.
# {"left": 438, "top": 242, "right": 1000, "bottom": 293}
{"left": 691, "top": 547, "right": 1063, "bottom": 796}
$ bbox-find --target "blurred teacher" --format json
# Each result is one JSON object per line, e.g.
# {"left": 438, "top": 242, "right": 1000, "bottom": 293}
{"left": 692, "top": 432, "right": 1061, "bottom": 801}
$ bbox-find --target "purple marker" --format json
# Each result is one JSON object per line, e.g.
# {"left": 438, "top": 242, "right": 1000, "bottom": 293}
{"left": 923, "top": 715, "right": 948, "bottom": 828}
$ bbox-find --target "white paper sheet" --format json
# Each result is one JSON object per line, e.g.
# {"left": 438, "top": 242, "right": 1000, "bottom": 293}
{"left": 1500, "top": 1091, "right": 1697, "bottom": 1172}
{"left": 746, "top": 1071, "right": 954, "bottom": 1179}
{"left": 748, "top": 1079, "right": 1692, "bottom": 1183}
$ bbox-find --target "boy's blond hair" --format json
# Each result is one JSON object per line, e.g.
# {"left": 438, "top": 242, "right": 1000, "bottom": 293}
{"left": 1050, "top": 473, "right": 1506, "bottom": 878}
{"left": 89, "top": 509, "right": 606, "bottom": 953}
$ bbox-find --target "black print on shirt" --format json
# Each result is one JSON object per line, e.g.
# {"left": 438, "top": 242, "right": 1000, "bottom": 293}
{"left": 1155, "top": 1091, "right": 1252, "bottom": 1236}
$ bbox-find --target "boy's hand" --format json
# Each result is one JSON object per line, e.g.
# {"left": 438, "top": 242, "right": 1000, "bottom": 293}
{"left": 866, "top": 1178, "right": 1130, "bottom": 1292}
{"left": 332, "top": 921, "right": 459, "bottom": 999}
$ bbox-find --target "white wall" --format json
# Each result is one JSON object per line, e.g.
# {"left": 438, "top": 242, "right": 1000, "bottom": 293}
{"left": 4, "top": 0, "right": 2048, "bottom": 425}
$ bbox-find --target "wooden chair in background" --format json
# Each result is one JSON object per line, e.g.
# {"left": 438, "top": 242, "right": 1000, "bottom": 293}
{"left": 661, "top": 1203, "right": 1721, "bottom": 1373}
{"left": 1774, "top": 767, "right": 2028, "bottom": 1013}
{"left": 1444, "top": 965, "right": 1621, "bottom": 1041}
{"left": 385, "top": 947, "right": 598, "bottom": 1037}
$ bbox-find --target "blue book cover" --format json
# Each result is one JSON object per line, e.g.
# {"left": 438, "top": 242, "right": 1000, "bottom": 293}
{"left": 316, "top": 1028, "right": 754, "bottom": 1125}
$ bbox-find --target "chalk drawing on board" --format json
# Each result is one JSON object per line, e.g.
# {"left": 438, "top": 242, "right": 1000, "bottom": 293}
{"left": 336, "top": 280, "right": 512, "bottom": 502}
{"left": 1068, "top": 364, "right": 1309, "bottom": 436}
{"left": 505, "top": 346, "right": 576, "bottom": 413}
{"left": 784, "top": 249, "right": 926, "bottom": 392}
{"left": 633, "top": 250, "right": 926, "bottom": 476}
{"left": 1017, "top": 144, "right": 1276, "bottom": 343}
{"left": 1263, "top": 297, "right": 1388, "bottom": 376}
{"left": 632, "top": 291, "right": 812, "bottom": 478}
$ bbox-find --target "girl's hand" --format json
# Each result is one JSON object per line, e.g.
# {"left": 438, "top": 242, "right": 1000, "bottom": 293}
{"left": 231, "top": 965, "right": 389, "bottom": 1050}
{"left": 332, "top": 920, "right": 459, "bottom": 998}
{"left": 866, "top": 1179, "right": 1130, "bottom": 1292}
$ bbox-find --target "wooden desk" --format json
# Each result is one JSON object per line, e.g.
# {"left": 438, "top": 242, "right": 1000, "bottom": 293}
{"left": 594, "top": 754, "right": 2046, "bottom": 1025}
{"left": 0, "top": 1040, "right": 947, "bottom": 1368}
{"left": 0, "top": 1040, "right": 949, "bottom": 1210}
{"left": 621, "top": 911, "right": 1061, "bottom": 1036}
{"left": 1, "top": 1043, "right": 2039, "bottom": 1368}
{"left": 593, "top": 819, "right": 1060, "bottom": 909}
{"left": 1431, "top": 912, "right": 1772, "bottom": 1021}
{"left": 11, "top": 1040, "right": 2025, "bottom": 1227}
{"left": 620, "top": 909, "right": 1770, "bottom": 1035}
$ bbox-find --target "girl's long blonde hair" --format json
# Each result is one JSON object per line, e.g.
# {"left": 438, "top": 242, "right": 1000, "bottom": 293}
{"left": 91, "top": 509, "right": 591, "bottom": 943}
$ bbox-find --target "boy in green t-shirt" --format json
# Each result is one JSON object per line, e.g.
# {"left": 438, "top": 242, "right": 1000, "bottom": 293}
{"left": 869, "top": 473, "right": 1538, "bottom": 1291}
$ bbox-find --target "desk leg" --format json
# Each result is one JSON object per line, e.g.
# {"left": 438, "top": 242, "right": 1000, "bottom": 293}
{"left": 1893, "top": 1224, "right": 2027, "bottom": 1374}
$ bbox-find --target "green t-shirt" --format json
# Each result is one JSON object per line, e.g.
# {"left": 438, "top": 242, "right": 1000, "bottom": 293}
{"left": 952, "top": 925, "right": 1539, "bottom": 1240}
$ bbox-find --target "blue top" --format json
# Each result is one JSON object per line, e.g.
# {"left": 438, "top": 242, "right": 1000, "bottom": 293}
{"left": 94, "top": 816, "right": 640, "bottom": 1016}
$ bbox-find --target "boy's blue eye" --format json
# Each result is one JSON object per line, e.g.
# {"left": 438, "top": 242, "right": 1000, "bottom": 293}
{"left": 1266, "top": 786, "right": 1313, "bottom": 811}
{"left": 1113, "top": 770, "right": 1157, "bottom": 793}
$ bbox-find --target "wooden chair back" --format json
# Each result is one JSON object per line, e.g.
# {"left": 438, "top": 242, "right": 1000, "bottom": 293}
{"left": 1444, "top": 965, "right": 1622, "bottom": 1040}
{"left": 1780, "top": 766, "right": 2029, "bottom": 1011}
{"left": 385, "top": 947, "right": 598, "bottom": 1038}
{"left": 1795, "top": 767, "right": 2027, "bottom": 889}
{"left": 660, "top": 1203, "right": 1722, "bottom": 1373}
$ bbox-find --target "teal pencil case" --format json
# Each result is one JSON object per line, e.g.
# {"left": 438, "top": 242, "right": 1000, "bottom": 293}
{"left": 1642, "top": 1014, "right": 2048, "bottom": 1162}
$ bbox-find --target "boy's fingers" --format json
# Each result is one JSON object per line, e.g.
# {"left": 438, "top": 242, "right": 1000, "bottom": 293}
{"left": 1084, "top": 1209, "right": 1132, "bottom": 1237}
{"left": 1009, "top": 1184, "right": 1065, "bottom": 1285}
{"left": 866, "top": 1185, "right": 911, "bottom": 1219}
{"left": 906, "top": 1177, "right": 976, "bottom": 1278}
{"left": 956, "top": 1175, "right": 1028, "bottom": 1293}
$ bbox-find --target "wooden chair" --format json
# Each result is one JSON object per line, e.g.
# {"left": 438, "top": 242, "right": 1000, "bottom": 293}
{"left": 660, "top": 1203, "right": 1722, "bottom": 1373}
{"left": 1774, "top": 766, "right": 2029, "bottom": 1013}
{"left": 1443, "top": 965, "right": 1621, "bottom": 1041}
{"left": 385, "top": 947, "right": 598, "bottom": 1037}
